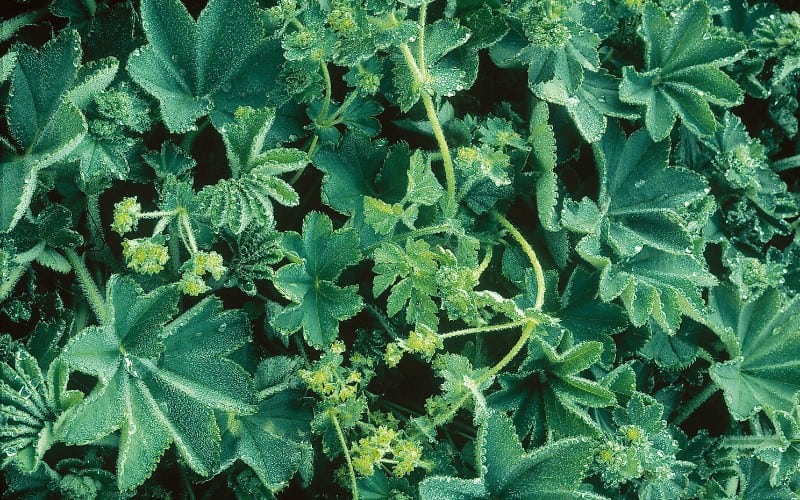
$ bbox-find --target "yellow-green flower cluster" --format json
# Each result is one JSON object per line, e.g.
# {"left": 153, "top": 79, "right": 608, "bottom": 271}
{"left": 111, "top": 197, "right": 141, "bottom": 235}
{"left": 122, "top": 237, "right": 169, "bottom": 275}
{"left": 178, "top": 250, "right": 226, "bottom": 296}
{"left": 383, "top": 325, "right": 443, "bottom": 367}
{"left": 299, "top": 353, "right": 362, "bottom": 405}
{"left": 351, "top": 425, "right": 424, "bottom": 477}
{"left": 404, "top": 326, "right": 442, "bottom": 360}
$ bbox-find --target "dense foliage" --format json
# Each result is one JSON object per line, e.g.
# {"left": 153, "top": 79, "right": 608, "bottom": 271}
{"left": 1, "top": 0, "right": 799, "bottom": 498}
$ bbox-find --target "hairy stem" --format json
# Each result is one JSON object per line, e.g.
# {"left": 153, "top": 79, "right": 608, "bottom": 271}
{"left": 429, "top": 320, "right": 536, "bottom": 430}
{"left": 399, "top": 24, "right": 456, "bottom": 213}
{"left": 773, "top": 154, "right": 800, "bottom": 172}
{"left": 474, "top": 245, "right": 493, "bottom": 279}
{"left": 421, "top": 94, "right": 456, "bottom": 215}
{"left": 477, "top": 321, "right": 535, "bottom": 385}
{"left": 417, "top": 3, "right": 427, "bottom": 78}
{"left": 64, "top": 249, "right": 107, "bottom": 324}
{"left": 178, "top": 211, "right": 199, "bottom": 254}
{"left": 492, "top": 210, "right": 545, "bottom": 310}
{"left": 672, "top": 384, "right": 719, "bottom": 426}
{"left": 439, "top": 319, "right": 527, "bottom": 340}
{"left": 328, "top": 91, "right": 360, "bottom": 123}
{"left": 330, "top": 411, "right": 359, "bottom": 500}
{"left": 722, "top": 435, "right": 785, "bottom": 449}
{"left": 319, "top": 62, "right": 334, "bottom": 123}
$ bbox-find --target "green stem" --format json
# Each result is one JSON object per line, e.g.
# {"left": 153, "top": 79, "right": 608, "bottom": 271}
{"left": 773, "top": 154, "right": 800, "bottom": 172}
{"left": 476, "top": 321, "right": 535, "bottom": 385}
{"left": 178, "top": 212, "right": 199, "bottom": 254}
{"left": 328, "top": 91, "right": 360, "bottom": 123}
{"left": 0, "top": 264, "right": 27, "bottom": 304}
{"left": 428, "top": 321, "right": 535, "bottom": 430}
{"left": 180, "top": 465, "right": 197, "bottom": 500}
{"left": 440, "top": 319, "right": 527, "bottom": 340}
{"left": 64, "top": 249, "right": 107, "bottom": 324}
{"left": 722, "top": 435, "right": 785, "bottom": 449}
{"left": 421, "top": 94, "right": 456, "bottom": 215}
{"left": 140, "top": 210, "right": 178, "bottom": 220}
{"left": 319, "top": 62, "right": 334, "bottom": 122}
{"left": 84, "top": 0, "right": 97, "bottom": 16}
{"left": 416, "top": 3, "right": 428, "bottom": 78}
{"left": 474, "top": 245, "right": 493, "bottom": 279}
{"left": 330, "top": 412, "right": 359, "bottom": 500}
{"left": 492, "top": 210, "right": 545, "bottom": 311}
{"left": 672, "top": 384, "right": 718, "bottom": 426}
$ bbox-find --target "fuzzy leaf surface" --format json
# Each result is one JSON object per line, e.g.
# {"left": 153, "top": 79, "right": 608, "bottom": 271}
{"left": 127, "top": 0, "right": 281, "bottom": 132}
{"left": 61, "top": 276, "right": 255, "bottom": 490}
{"left": 619, "top": 1, "right": 745, "bottom": 140}
{"left": 709, "top": 286, "right": 800, "bottom": 420}
{"left": 272, "top": 212, "right": 363, "bottom": 347}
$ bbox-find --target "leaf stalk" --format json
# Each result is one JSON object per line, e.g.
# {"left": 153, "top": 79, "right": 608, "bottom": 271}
{"left": 64, "top": 249, "right": 107, "bottom": 324}
{"left": 491, "top": 211, "right": 546, "bottom": 310}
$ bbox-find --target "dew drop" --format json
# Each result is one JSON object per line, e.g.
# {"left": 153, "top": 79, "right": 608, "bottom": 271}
{"left": 683, "top": 200, "right": 691, "bottom": 207}
{"left": 703, "top": 187, "right": 711, "bottom": 195}
{"left": 18, "top": 386, "right": 30, "bottom": 399}
{"left": 408, "top": 36, "right": 416, "bottom": 43}
{"left": 219, "top": 322, "right": 228, "bottom": 332}
{"left": 702, "top": 32, "right": 711, "bottom": 40}
{"left": 171, "top": 54, "right": 178, "bottom": 61}
{"left": 14, "top": 350, "right": 23, "bottom": 362}
{"left": 123, "top": 356, "right": 140, "bottom": 378}
{"left": 684, "top": 247, "right": 693, "bottom": 254}
{"left": 779, "top": 446, "right": 787, "bottom": 452}
{"left": 697, "top": 90, "right": 705, "bottom": 97}
{"left": 597, "top": 95, "right": 607, "bottom": 103}
{"left": 633, "top": 245, "right": 643, "bottom": 254}
{"left": 129, "top": 422, "right": 137, "bottom": 435}
{"left": 5, "top": 448, "right": 17, "bottom": 457}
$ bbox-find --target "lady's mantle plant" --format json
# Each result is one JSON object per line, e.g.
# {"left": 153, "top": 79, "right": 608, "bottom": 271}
{"left": 1, "top": 0, "right": 799, "bottom": 498}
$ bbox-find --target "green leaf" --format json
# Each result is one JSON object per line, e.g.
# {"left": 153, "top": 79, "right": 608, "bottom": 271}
{"left": 314, "top": 133, "right": 395, "bottom": 216}
{"left": 392, "top": 19, "right": 472, "bottom": 110}
{"left": 62, "top": 275, "right": 255, "bottom": 491}
{"left": 220, "top": 357, "right": 312, "bottom": 493}
{"left": 66, "top": 57, "right": 119, "bottom": 110}
{"left": 419, "top": 411, "right": 593, "bottom": 499}
{"left": 490, "top": 333, "right": 615, "bottom": 442}
{"left": 143, "top": 142, "right": 197, "bottom": 180}
{"left": 1, "top": 30, "right": 87, "bottom": 232}
{"left": 559, "top": 267, "right": 626, "bottom": 367}
{"left": 528, "top": 101, "right": 559, "bottom": 231}
{"left": 597, "top": 393, "right": 694, "bottom": 495}
{"left": 536, "top": 70, "right": 639, "bottom": 143}
{"left": 0, "top": 348, "right": 82, "bottom": 472}
{"left": 372, "top": 238, "right": 439, "bottom": 330}
{"left": 197, "top": 151, "right": 304, "bottom": 234}
{"left": 619, "top": 1, "right": 745, "bottom": 140}
{"left": 580, "top": 238, "right": 717, "bottom": 332}
{"left": 752, "top": 407, "right": 800, "bottom": 487}
{"left": 709, "top": 286, "right": 800, "bottom": 420}
{"left": 271, "top": 212, "right": 363, "bottom": 347}
{"left": 127, "top": 0, "right": 281, "bottom": 133}
{"left": 594, "top": 126, "right": 709, "bottom": 257}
